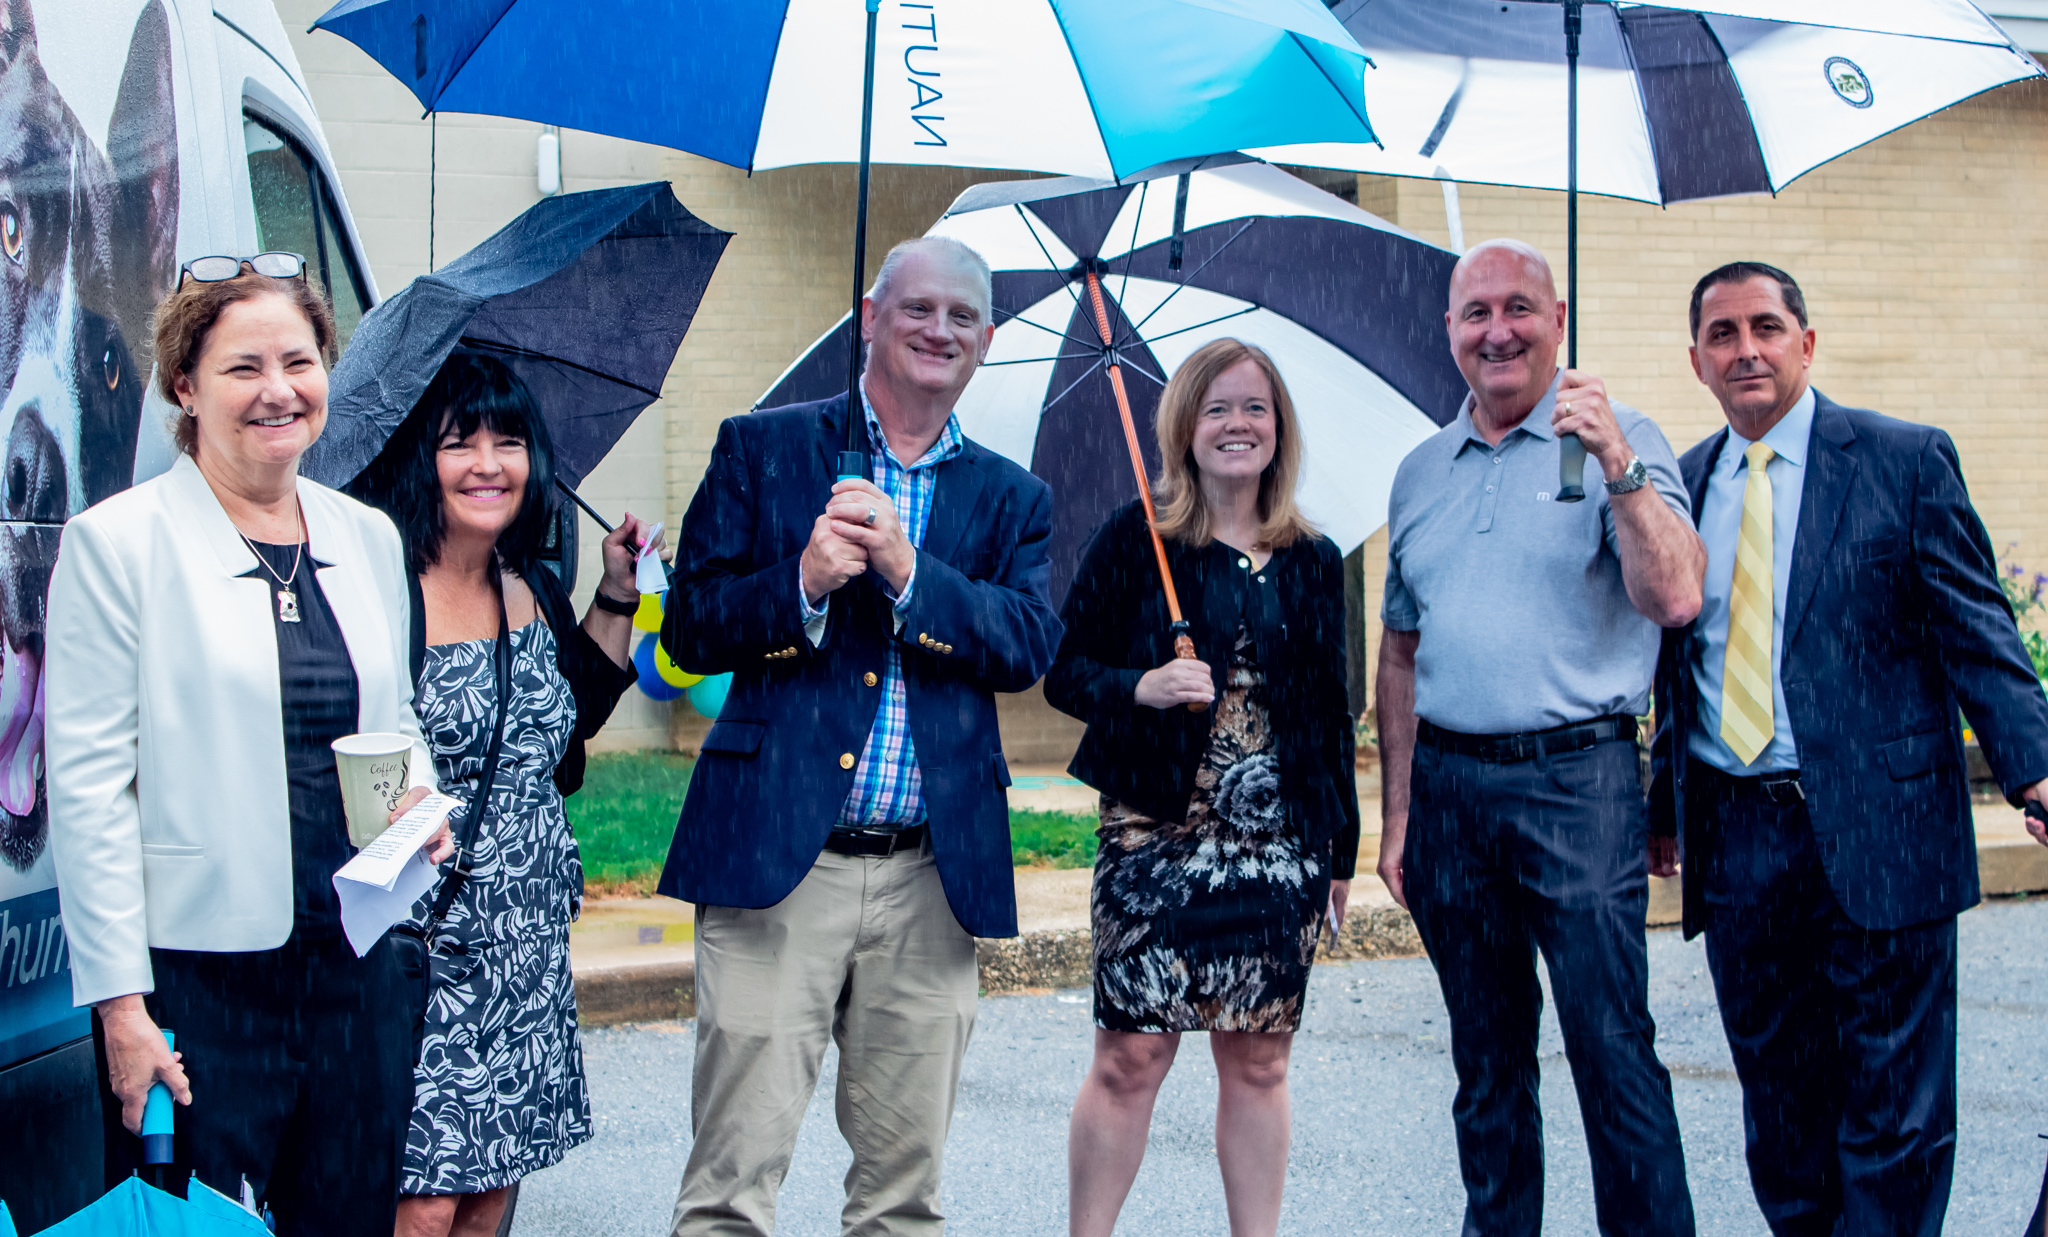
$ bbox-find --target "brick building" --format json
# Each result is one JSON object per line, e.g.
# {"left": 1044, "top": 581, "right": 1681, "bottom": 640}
{"left": 277, "top": 3, "right": 2048, "bottom": 757}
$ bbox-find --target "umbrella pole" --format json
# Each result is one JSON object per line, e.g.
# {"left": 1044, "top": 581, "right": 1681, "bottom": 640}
{"left": 1081, "top": 267, "right": 1206, "bottom": 713}
{"left": 1556, "top": 0, "right": 1588, "bottom": 503}
{"left": 838, "top": 0, "right": 883, "bottom": 481}
{"left": 557, "top": 479, "right": 615, "bottom": 534}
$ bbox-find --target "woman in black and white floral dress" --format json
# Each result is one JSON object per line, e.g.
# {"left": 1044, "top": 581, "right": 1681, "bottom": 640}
{"left": 351, "top": 350, "right": 653, "bottom": 1237}
{"left": 1047, "top": 339, "right": 1359, "bottom": 1237}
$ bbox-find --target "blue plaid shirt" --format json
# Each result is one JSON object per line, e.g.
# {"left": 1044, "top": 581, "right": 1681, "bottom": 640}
{"left": 799, "top": 383, "right": 964, "bottom": 828}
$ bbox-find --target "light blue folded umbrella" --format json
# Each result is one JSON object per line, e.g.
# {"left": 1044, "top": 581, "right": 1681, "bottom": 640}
{"left": 20, "top": 1179, "right": 267, "bottom": 1237}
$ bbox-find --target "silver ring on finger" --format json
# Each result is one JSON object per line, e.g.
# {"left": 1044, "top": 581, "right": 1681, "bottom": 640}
{"left": 1561, "top": 400, "right": 1573, "bottom": 416}
{"left": 863, "top": 506, "right": 878, "bottom": 527}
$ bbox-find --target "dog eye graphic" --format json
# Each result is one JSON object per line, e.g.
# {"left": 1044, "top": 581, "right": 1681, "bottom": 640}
{"left": 101, "top": 344, "right": 121, "bottom": 393}
{"left": 0, "top": 204, "right": 19, "bottom": 265}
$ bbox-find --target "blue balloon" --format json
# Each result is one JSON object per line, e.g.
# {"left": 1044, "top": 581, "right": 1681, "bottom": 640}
{"left": 633, "top": 633, "right": 684, "bottom": 701}
{"left": 687, "top": 672, "right": 732, "bottom": 719}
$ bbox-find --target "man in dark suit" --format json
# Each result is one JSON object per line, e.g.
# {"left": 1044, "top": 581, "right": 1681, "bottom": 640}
{"left": 658, "top": 236, "right": 1061, "bottom": 1237}
{"left": 1651, "top": 261, "right": 2048, "bottom": 1237}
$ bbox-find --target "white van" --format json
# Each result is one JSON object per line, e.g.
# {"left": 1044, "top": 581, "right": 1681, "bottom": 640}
{"left": 0, "top": 1, "right": 376, "bottom": 1225}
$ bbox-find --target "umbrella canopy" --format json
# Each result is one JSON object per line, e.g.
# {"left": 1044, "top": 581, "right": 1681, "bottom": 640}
{"left": 301, "top": 182, "right": 730, "bottom": 491}
{"left": 23, "top": 1179, "right": 266, "bottom": 1237}
{"left": 758, "top": 160, "right": 1467, "bottom": 601}
{"left": 1254, "top": 0, "right": 2045, "bottom": 205}
{"left": 309, "top": 0, "right": 1378, "bottom": 183}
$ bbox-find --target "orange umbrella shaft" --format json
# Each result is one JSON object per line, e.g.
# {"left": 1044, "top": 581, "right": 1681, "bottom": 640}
{"left": 1083, "top": 269, "right": 1203, "bottom": 694}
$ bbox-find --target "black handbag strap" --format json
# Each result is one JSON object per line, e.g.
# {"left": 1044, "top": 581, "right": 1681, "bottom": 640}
{"left": 425, "top": 561, "right": 513, "bottom": 926}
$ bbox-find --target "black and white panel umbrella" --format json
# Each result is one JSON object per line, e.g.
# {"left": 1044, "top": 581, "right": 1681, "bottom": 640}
{"left": 1256, "top": 0, "right": 2044, "bottom": 206}
{"left": 758, "top": 160, "right": 1468, "bottom": 601}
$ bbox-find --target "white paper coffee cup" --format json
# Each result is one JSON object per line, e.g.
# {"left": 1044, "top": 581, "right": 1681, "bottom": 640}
{"left": 331, "top": 732, "right": 413, "bottom": 848}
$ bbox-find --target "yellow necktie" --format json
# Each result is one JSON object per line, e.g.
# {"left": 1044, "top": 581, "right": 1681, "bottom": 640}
{"left": 1720, "top": 442, "right": 1776, "bottom": 765}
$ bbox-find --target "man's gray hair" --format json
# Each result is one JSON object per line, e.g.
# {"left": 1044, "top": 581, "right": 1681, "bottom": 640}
{"left": 867, "top": 236, "right": 994, "bottom": 323}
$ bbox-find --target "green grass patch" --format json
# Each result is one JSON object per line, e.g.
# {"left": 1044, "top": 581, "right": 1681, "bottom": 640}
{"left": 568, "top": 749, "right": 695, "bottom": 896}
{"left": 567, "top": 750, "right": 1100, "bottom": 896}
{"left": 1009, "top": 809, "right": 1099, "bottom": 870}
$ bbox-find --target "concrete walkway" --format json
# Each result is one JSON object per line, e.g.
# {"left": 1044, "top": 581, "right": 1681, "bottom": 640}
{"left": 524, "top": 896, "right": 2048, "bottom": 1236}
{"left": 569, "top": 765, "right": 2048, "bottom": 1024}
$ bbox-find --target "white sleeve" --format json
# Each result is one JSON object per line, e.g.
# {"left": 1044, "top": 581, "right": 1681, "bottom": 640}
{"left": 799, "top": 571, "right": 829, "bottom": 647}
{"left": 44, "top": 516, "right": 151, "bottom": 1007}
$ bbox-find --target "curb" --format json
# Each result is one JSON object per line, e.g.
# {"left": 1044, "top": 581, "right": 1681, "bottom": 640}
{"left": 577, "top": 958, "right": 696, "bottom": 1025}
{"left": 574, "top": 847, "right": 2048, "bottom": 1024}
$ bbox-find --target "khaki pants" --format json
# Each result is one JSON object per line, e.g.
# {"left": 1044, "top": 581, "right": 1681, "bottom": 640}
{"left": 671, "top": 842, "right": 979, "bottom": 1237}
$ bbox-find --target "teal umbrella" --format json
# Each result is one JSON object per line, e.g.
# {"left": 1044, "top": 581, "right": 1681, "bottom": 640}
{"left": 11, "top": 1178, "right": 267, "bottom": 1237}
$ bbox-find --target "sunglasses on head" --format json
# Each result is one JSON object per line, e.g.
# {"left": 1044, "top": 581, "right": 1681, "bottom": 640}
{"left": 178, "top": 252, "right": 307, "bottom": 285}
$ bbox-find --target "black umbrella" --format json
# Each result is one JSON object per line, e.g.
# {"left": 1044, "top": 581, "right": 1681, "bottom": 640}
{"left": 759, "top": 160, "right": 1467, "bottom": 605}
{"left": 301, "top": 182, "right": 730, "bottom": 497}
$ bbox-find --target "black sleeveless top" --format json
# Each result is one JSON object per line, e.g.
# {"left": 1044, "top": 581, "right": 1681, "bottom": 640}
{"left": 244, "top": 541, "right": 360, "bottom": 937}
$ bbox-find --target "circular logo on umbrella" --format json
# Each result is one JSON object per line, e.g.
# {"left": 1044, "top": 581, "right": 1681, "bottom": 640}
{"left": 1824, "top": 57, "right": 1874, "bottom": 108}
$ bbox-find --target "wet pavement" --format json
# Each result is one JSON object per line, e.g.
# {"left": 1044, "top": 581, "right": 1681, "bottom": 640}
{"left": 518, "top": 896, "right": 2048, "bottom": 1235}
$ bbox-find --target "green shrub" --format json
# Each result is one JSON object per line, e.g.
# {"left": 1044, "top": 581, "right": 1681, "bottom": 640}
{"left": 567, "top": 750, "right": 694, "bottom": 894}
{"left": 567, "top": 751, "right": 1102, "bottom": 895}
{"left": 1010, "top": 809, "right": 1099, "bottom": 869}
{"left": 2001, "top": 556, "right": 2048, "bottom": 684}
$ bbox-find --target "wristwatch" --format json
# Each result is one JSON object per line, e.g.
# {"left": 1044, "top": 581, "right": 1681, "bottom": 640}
{"left": 591, "top": 589, "right": 639, "bottom": 616}
{"left": 1605, "top": 455, "right": 1649, "bottom": 495}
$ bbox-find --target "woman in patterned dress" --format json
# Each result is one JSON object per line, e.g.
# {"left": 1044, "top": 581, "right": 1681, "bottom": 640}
{"left": 1047, "top": 338, "right": 1360, "bottom": 1237}
{"left": 352, "top": 351, "right": 654, "bottom": 1237}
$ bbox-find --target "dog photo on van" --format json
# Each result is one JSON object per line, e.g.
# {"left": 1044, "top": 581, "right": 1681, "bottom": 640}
{"left": 0, "top": 0, "right": 179, "bottom": 876}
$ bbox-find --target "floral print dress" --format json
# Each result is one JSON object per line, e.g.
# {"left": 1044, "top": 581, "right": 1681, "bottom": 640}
{"left": 1092, "top": 623, "right": 1331, "bottom": 1034}
{"left": 402, "top": 619, "right": 591, "bottom": 1194}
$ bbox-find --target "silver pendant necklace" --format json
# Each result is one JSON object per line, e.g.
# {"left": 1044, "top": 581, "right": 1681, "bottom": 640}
{"left": 238, "top": 503, "right": 306, "bottom": 623}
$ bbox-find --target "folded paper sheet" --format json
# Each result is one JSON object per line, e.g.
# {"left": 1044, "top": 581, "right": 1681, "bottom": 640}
{"left": 333, "top": 792, "right": 461, "bottom": 956}
{"left": 636, "top": 522, "right": 668, "bottom": 596}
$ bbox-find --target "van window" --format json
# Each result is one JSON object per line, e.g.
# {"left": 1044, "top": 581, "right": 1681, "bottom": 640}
{"left": 243, "top": 114, "right": 371, "bottom": 349}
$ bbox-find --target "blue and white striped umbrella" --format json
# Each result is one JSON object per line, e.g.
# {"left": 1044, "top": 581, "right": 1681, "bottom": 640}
{"left": 311, "top": 0, "right": 1379, "bottom": 182}
{"left": 1255, "top": 0, "right": 2044, "bottom": 205}
{"left": 756, "top": 161, "right": 1467, "bottom": 600}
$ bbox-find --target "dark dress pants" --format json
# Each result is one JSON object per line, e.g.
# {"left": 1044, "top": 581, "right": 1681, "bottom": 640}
{"left": 95, "top": 929, "right": 418, "bottom": 1237}
{"left": 1690, "top": 770, "right": 1957, "bottom": 1237}
{"left": 1408, "top": 737, "right": 1694, "bottom": 1237}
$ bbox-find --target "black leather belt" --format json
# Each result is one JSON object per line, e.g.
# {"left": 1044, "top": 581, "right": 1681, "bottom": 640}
{"left": 1417, "top": 715, "right": 1638, "bottom": 763}
{"left": 823, "top": 824, "right": 928, "bottom": 857}
{"left": 1696, "top": 763, "right": 1805, "bottom": 805}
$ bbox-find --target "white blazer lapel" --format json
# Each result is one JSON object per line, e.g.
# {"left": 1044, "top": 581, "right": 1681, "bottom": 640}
{"left": 161, "top": 454, "right": 260, "bottom": 579}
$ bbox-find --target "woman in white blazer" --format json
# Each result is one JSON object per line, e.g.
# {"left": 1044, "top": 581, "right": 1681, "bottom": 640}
{"left": 45, "top": 256, "right": 449, "bottom": 1235}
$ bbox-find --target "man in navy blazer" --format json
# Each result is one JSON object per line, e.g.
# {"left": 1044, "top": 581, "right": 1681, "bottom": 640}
{"left": 1651, "top": 262, "right": 2048, "bottom": 1237}
{"left": 658, "top": 237, "right": 1060, "bottom": 1236}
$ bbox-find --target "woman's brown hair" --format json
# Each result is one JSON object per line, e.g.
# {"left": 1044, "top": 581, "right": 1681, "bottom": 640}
{"left": 1152, "top": 337, "right": 1313, "bottom": 550}
{"left": 153, "top": 270, "right": 337, "bottom": 457}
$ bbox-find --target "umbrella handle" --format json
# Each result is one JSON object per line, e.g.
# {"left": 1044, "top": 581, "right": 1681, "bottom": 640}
{"left": 1172, "top": 626, "right": 1208, "bottom": 715}
{"left": 141, "top": 1029, "right": 175, "bottom": 1166}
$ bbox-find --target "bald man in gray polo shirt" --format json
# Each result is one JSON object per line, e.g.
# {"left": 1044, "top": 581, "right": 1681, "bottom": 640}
{"left": 1375, "top": 240, "right": 1706, "bottom": 1237}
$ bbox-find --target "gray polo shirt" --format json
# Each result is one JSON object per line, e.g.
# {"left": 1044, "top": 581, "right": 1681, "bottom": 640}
{"left": 1382, "top": 371, "right": 1690, "bottom": 735}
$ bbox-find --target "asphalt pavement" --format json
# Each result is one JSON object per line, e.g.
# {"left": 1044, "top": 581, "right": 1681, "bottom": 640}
{"left": 517, "top": 897, "right": 2048, "bottom": 1235}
